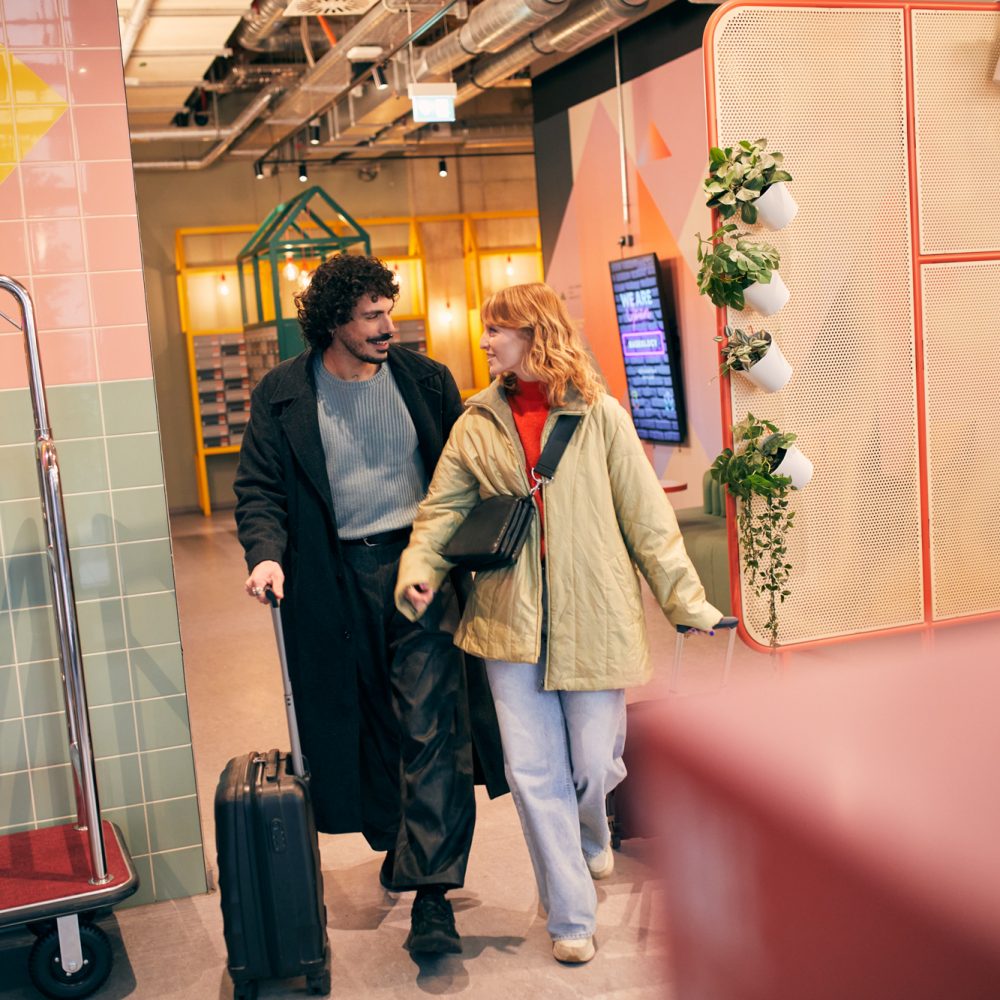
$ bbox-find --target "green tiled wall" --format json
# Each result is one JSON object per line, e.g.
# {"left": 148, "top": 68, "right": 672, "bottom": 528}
{"left": 0, "top": 379, "right": 206, "bottom": 906}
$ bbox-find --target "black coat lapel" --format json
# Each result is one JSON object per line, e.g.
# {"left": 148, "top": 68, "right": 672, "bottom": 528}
{"left": 273, "top": 352, "right": 338, "bottom": 529}
{"left": 389, "top": 348, "right": 444, "bottom": 471}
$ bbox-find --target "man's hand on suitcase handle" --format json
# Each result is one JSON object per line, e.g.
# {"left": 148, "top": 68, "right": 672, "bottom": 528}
{"left": 677, "top": 616, "right": 739, "bottom": 636}
{"left": 246, "top": 560, "right": 284, "bottom": 604}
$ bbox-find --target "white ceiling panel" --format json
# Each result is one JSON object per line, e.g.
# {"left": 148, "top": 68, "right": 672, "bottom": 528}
{"left": 131, "top": 15, "right": 242, "bottom": 50}
{"left": 124, "top": 54, "right": 219, "bottom": 81}
{"left": 118, "top": 1, "right": 249, "bottom": 11}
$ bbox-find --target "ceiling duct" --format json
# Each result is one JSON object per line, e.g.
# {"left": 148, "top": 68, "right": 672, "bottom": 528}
{"left": 417, "top": 0, "right": 568, "bottom": 78}
{"left": 462, "top": 0, "right": 648, "bottom": 95}
{"left": 235, "top": 0, "right": 293, "bottom": 52}
{"left": 134, "top": 86, "right": 280, "bottom": 170}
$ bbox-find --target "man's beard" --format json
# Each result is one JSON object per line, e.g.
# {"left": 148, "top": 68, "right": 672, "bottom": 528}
{"left": 344, "top": 335, "right": 390, "bottom": 365}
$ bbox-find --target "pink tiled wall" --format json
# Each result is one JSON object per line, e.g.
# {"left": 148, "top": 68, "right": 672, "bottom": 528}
{"left": 0, "top": 0, "right": 152, "bottom": 388}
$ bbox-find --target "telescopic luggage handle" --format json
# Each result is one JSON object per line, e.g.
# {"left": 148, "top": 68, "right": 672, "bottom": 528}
{"left": 263, "top": 587, "right": 306, "bottom": 780}
{"left": 672, "top": 616, "right": 739, "bottom": 693}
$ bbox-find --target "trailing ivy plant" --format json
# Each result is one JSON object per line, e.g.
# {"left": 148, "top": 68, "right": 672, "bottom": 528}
{"left": 703, "top": 139, "right": 793, "bottom": 225}
{"left": 696, "top": 224, "right": 781, "bottom": 311}
{"left": 715, "top": 325, "right": 773, "bottom": 377}
{"left": 710, "top": 413, "right": 796, "bottom": 646}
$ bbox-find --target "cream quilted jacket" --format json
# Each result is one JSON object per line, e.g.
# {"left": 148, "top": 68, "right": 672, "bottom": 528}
{"left": 395, "top": 381, "right": 722, "bottom": 691}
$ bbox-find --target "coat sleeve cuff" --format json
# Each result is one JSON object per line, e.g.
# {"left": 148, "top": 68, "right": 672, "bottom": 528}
{"left": 244, "top": 544, "right": 285, "bottom": 574}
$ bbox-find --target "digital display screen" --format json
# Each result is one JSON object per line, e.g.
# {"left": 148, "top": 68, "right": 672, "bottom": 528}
{"left": 609, "top": 254, "right": 687, "bottom": 444}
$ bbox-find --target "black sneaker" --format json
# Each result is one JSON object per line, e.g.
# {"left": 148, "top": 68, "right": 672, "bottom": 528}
{"left": 404, "top": 891, "right": 462, "bottom": 954}
{"left": 379, "top": 850, "right": 396, "bottom": 892}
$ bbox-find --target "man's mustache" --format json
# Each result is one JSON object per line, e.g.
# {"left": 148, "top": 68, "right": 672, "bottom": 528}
{"left": 368, "top": 333, "right": 392, "bottom": 343}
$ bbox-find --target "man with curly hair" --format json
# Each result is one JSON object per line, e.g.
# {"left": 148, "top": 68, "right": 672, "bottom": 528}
{"left": 234, "top": 253, "right": 506, "bottom": 955}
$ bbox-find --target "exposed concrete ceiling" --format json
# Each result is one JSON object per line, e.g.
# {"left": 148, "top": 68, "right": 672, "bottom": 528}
{"left": 117, "top": 0, "right": 657, "bottom": 171}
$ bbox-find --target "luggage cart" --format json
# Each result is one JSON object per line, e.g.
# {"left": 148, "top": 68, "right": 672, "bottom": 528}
{"left": 0, "top": 276, "right": 139, "bottom": 998}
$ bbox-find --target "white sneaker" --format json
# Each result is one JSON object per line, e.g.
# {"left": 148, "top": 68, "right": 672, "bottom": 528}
{"left": 552, "top": 936, "right": 596, "bottom": 963}
{"left": 586, "top": 846, "right": 615, "bottom": 880}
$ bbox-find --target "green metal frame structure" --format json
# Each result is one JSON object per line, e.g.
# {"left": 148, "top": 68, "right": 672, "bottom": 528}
{"left": 237, "top": 186, "right": 371, "bottom": 361}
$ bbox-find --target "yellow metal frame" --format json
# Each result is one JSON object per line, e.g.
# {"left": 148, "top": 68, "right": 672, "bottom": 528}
{"left": 175, "top": 211, "right": 541, "bottom": 515}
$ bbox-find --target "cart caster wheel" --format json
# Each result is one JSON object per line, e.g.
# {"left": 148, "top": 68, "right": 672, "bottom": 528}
{"left": 233, "top": 981, "right": 258, "bottom": 1000}
{"left": 307, "top": 969, "right": 331, "bottom": 995}
{"left": 28, "top": 924, "right": 112, "bottom": 999}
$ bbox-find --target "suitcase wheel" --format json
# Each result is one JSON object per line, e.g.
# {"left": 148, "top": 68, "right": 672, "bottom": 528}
{"left": 234, "top": 981, "right": 258, "bottom": 1000}
{"left": 307, "top": 969, "right": 331, "bottom": 995}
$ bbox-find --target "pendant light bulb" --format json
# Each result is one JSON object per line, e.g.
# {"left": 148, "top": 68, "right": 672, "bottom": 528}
{"left": 308, "top": 120, "right": 321, "bottom": 145}
{"left": 298, "top": 161, "right": 308, "bottom": 183}
{"left": 254, "top": 160, "right": 265, "bottom": 180}
{"left": 438, "top": 158, "right": 448, "bottom": 178}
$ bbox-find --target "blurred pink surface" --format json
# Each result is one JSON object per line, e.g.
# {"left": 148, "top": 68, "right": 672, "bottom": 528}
{"left": 642, "top": 619, "right": 1000, "bottom": 1000}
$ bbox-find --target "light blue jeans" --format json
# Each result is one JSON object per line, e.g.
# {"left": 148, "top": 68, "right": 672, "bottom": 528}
{"left": 485, "top": 636, "right": 627, "bottom": 941}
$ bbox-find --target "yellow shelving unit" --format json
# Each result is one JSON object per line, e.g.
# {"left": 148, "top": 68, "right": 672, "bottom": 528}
{"left": 175, "top": 211, "right": 541, "bottom": 514}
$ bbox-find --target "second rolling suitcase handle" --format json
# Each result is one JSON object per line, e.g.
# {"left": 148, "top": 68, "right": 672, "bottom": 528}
{"left": 263, "top": 587, "right": 306, "bottom": 780}
{"left": 672, "top": 616, "right": 739, "bottom": 693}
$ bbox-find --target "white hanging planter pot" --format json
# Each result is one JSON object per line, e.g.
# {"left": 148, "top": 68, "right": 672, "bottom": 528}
{"left": 740, "top": 334, "right": 792, "bottom": 392}
{"left": 772, "top": 444, "right": 813, "bottom": 490}
{"left": 754, "top": 181, "right": 798, "bottom": 230}
{"left": 743, "top": 271, "right": 790, "bottom": 317}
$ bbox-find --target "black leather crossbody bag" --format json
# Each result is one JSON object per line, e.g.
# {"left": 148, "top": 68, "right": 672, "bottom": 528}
{"left": 442, "top": 414, "right": 582, "bottom": 571}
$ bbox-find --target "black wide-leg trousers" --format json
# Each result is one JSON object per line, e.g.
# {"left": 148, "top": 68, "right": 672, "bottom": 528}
{"left": 341, "top": 536, "right": 475, "bottom": 890}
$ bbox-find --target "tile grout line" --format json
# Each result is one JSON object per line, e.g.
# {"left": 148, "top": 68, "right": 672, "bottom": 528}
{"left": 2, "top": 742, "right": 198, "bottom": 780}
{"left": 77, "top": 138, "right": 158, "bottom": 904}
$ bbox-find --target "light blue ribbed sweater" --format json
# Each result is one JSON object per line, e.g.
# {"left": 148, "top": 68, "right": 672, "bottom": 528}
{"left": 313, "top": 356, "right": 427, "bottom": 540}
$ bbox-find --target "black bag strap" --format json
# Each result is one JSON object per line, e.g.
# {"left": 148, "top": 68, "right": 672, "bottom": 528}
{"left": 531, "top": 414, "right": 583, "bottom": 484}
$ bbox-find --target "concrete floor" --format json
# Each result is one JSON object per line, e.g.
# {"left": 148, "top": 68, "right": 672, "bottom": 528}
{"left": 1, "top": 509, "right": 781, "bottom": 1000}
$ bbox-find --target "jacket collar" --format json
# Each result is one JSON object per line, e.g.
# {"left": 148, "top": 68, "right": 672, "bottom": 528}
{"left": 466, "top": 378, "right": 591, "bottom": 419}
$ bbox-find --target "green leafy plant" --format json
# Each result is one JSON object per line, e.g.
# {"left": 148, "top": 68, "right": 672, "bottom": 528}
{"left": 710, "top": 413, "right": 796, "bottom": 647}
{"left": 714, "top": 325, "right": 773, "bottom": 377}
{"left": 696, "top": 224, "right": 782, "bottom": 311}
{"left": 703, "top": 139, "right": 793, "bottom": 225}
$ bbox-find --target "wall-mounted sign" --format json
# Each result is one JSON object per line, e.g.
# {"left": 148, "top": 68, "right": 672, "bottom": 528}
{"left": 609, "top": 253, "right": 688, "bottom": 444}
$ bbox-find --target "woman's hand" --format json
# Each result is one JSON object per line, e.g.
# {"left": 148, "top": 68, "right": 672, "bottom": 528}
{"left": 246, "top": 560, "right": 284, "bottom": 604}
{"left": 403, "top": 583, "right": 435, "bottom": 615}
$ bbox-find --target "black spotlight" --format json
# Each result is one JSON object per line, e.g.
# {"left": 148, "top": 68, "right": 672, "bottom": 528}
{"left": 298, "top": 161, "right": 308, "bottom": 183}
{"left": 308, "top": 120, "right": 321, "bottom": 145}
{"left": 438, "top": 158, "right": 448, "bottom": 178}
{"left": 193, "top": 110, "right": 209, "bottom": 126}
{"left": 371, "top": 64, "right": 388, "bottom": 91}
{"left": 174, "top": 110, "right": 190, "bottom": 127}
{"left": 254, "top": 160, "right": 265, "bottom": 180}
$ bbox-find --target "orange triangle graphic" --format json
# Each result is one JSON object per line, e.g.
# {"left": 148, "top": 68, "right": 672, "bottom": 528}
{"left": 646, "top": 123, "right": 671, "bottom": 161}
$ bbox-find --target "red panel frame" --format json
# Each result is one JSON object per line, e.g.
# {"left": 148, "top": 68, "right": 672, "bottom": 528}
{"left": 702, "top": 0, "right": 1000, "bottom": 652}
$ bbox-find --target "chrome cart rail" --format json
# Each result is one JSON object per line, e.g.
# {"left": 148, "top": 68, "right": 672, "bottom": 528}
{"left": 0, "top": 275, "right": 109, "bottom": 885}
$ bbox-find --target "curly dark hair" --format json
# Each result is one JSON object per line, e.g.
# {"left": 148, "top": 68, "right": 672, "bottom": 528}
{"left": 295, "top": 254, "right": 398, "bottom": 352}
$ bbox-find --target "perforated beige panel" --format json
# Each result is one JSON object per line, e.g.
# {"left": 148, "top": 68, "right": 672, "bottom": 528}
{"left": 912, "top": 10, "right": 1000, "bottom": 255}
{"left": 711, "top": 6, "right": 924, "bottom": 646}
{"left": 922, "top": 262, "right": 1000, "bottom": 620}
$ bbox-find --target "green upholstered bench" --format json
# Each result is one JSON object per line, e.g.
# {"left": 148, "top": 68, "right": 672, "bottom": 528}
{"left": 673, "top": 471, "right": 732, "bottom": 616}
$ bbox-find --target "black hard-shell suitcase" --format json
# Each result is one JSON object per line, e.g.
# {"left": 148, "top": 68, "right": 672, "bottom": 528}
{"left": 607, "top": 618, "right": 738, "bottom": 848}
{"left": 215, "top": 591, "right": 331, "bottom": 1000}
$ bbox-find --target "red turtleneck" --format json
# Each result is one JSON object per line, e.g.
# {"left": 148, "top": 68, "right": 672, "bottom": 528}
{"left": 508, "top": 378, "right": 551, "bottom": 556}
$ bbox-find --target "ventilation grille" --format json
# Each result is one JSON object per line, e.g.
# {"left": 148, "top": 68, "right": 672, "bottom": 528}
{"left": 284, "top": 0, "right": 379, "bottom": 15}
{"left": 711, "top": 6, "right": 924, "bottom": 646}
{"left": 922, "top": 262, "right": 1000, "bottom": 620}
{"left": 912, "top": 10, "right": 1000, "bottom": 254}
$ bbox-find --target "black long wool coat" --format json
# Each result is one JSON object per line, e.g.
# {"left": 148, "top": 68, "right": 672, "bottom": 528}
{"left": 233, "top": 346, "right": 507, "bottom": 834}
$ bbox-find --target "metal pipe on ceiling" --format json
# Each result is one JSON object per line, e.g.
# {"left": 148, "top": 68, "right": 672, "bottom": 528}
{"left": 133, "top": 86, "right": 280, "bottom": 170}
{"left": 463, "top": 0, "right": 648, "bottom": 95}
{"left": 417, "top": 0, "right": 568, "bottom": 78}
{"left": 120, "top": 0, "right": 156, "bottom": 65}
{"left": 234, "top": 0, "right": 292, "bottom": 52}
